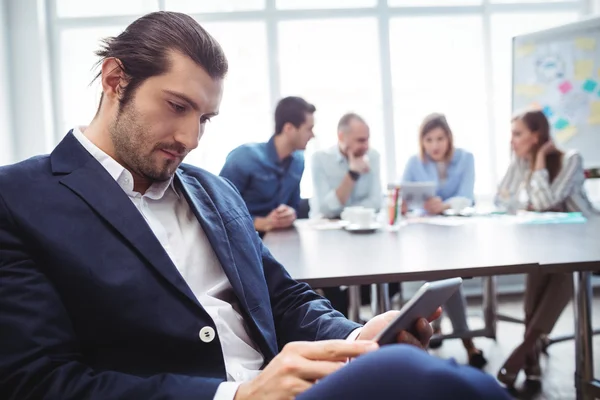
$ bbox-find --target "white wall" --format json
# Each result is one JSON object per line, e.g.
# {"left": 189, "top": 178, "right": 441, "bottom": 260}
{"left": 0, "top": 0, "right": 14, "bottom": 165}
{"left": 6, "top": 0, "right": 55, "bottom": 162}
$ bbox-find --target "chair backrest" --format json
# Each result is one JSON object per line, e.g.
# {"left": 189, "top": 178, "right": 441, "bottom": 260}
{"left": 584, "top": 167, "right": 600, "bottom": 179}
{"left": 297, "top": 198, "right": 310, "bottom": 219}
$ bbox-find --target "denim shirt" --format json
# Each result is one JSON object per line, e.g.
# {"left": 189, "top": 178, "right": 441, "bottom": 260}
{"left": 401, "top": 148, "right": 475, "bottom": 203}
{"left": 219, "top": 136, "right": 304, "bottom": 218}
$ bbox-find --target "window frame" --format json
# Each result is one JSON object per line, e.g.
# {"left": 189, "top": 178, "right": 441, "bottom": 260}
{"left": 47, "top": 0, "right": 585, "bottom": 199}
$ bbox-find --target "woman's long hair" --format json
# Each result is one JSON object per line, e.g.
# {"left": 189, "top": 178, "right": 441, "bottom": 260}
{"left": 512, "top": 110, "right": 563, "bottom": 183}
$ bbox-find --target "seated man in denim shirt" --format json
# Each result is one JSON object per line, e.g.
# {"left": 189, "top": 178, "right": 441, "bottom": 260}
{"left": 311, "top": 113, "right": 382, "bottom": 219}
{"left": 220, "top": 96, "right": 315, "bottom": 234}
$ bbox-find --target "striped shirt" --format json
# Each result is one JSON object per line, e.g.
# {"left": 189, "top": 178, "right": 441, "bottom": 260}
{"left": 495, "top": 150, "right": 598, "bottom": 218}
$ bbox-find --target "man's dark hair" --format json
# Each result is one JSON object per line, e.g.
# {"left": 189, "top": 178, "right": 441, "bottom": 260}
{"left": 93, "top": 11, "right": 228, "bottom": 109}
{"left": 274, "top": 96, "right": 316, "bottom": 135}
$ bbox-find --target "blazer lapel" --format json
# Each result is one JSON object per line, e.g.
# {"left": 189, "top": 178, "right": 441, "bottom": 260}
{"left": 176, "top": 172, "right": 248, "bottom": 311}
{"left": 52, "top": 133, "right": 202, "bottom": 309}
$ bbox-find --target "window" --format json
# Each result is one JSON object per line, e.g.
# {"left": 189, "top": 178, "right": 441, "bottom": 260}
{"left": 390, "top": 16, "right": 492, "bottom": 194}
{"left": 277, "top": 0, "right": 376, "bottom": 9}
{"left": 278, "top": 18, "right": 385, "bottom": 197}
{"left": 388, "top": 0, "right": 481, "bottom": 6}
{"left": 491, "top": 0, "right": 576, "bottom": 3}
{"left": 165, "top": 0, "right": 265, "bottom": 13}
{"left": 56, "top": 0, "right": 158, "bottom": 18}
{"left": 49, "top": 1, "right": 585, "bottom": 200}
{"left": 490, "top": 12, "right": 580, "bottom": 179}
{"left": 184, "top": 22, "right": 272, "bottom": 175}
{"left": 58, "top": 26, "right": 125, "bottom": 134}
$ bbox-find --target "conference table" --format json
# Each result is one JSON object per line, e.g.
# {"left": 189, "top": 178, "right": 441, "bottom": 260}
{"left": 263, "top": 216, "right": 600, "bottom": 400}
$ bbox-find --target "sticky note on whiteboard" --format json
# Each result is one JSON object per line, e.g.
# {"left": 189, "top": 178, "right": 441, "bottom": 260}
{"left": 559, "top": 81, "right": 573, "bottom": 94}
{"left": 575, "top": 37, "right": 596, "bottom": 51}
{"left": 529, "top": 102, "right": 542, "bottom": 110}
{"left": 589, "top": 101, "right": 600, "bottom": 125}
{"left": 583, "top": 79, "right": 598, "bottom": 93}
{"left": 575, "top": 60, "right": 594, "bottom": 80}
{"left": 554, "top": 118, "right": 569, "bottom": 130}
{"left": 515, "top": 84, "right": 545, "bottom": 97}
{"left": 555, "top": 126, "right": 577, "bottom": 144}
{"left": 516, "top": 44, "right": 535, "bottom": 58}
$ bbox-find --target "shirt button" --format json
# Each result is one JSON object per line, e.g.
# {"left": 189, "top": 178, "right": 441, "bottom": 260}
{"left": 199, "top": 326, "right": 215, "bottom": 343}
{"left": 235, "top": 372, "right": 244, "bottom": 381}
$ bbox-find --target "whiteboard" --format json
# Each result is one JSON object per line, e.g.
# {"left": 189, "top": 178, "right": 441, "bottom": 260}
{"left": 512, "top": 16, "right": 600, "bottom": 167}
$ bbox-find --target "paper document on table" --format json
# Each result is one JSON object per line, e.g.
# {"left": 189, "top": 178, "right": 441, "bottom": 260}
{"left": 304, "top": 219, "right": 349, "bottom": 230}
{"left": 409, "top": 217, "right": 469, "bottom": 227}
{"left": 500, "top": 212, "right": 587, "bottom": 225}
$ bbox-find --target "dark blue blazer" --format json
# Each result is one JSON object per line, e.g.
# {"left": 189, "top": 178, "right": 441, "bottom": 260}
{"left": 0, "top": 132, "right": 360, "bottom": 400}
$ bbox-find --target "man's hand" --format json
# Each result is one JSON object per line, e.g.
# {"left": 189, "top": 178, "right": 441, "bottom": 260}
{"left": 272, "top": 205, "right": 297, "bottom": 229}
{"left": 255, "top": 205, "right": 297, "bottom": 232}
{"left": 234, "top": 340, "right": 379, "bottom": 400}
{"left": 424, "top": 197, "right": 449, "bottom": 215}
{"left": 356, "top": 308, "right": 442, "bottom": 349}
{"left": 348, "top": 152, "right": 370, "bottom": 174}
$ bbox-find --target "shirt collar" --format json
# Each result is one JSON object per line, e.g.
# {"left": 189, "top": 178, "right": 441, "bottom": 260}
{"left": 334, "top": 146, "right": 348, "bottom": 164}
{"left": 266, "top": 135, "right": 282, "bottom": 164}
{"left": 267, "top": 134, "right": 298, "bottom": 168}
{"left": 72, "top": 126, "right": 179, "bottom": 200}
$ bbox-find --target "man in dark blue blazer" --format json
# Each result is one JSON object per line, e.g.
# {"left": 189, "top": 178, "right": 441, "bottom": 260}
{"left": 0, "top": 11, "right": 510, "bottom": 400}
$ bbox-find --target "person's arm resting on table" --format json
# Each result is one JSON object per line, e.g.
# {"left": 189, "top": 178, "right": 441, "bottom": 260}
{"left": 354, "top": 152, "right": 382, "bottom": 211}
{"left": 445, "top": 152, "right": 475, "bottom": 206}
{"left": 494, "top": 161, "right": 519, "bottom": 208}
{"left": 311, "top": 152, "right": 349, "bottom": 218}
{"left": 220, "top": 149, "right": 272, "bottom": 232}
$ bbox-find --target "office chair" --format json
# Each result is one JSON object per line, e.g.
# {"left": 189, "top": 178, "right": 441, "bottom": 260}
{"left": 297, "top": 198, "right": 310, "bottom": 220}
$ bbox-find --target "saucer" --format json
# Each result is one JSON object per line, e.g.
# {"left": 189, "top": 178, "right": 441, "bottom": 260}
{"left": 344, "top": 222, "right": 381, "bottom": 234}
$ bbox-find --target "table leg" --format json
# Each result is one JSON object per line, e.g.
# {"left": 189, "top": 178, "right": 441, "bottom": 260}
{"left": 482, "top": 276, "right": 498, "bottom": 340}
{"left": 371, "top": 283, "right": 390, "bottom": 316}
{"left": 573, "top": 271, "right": 594, "bottom": 400}
{"left": 348, "top": 285, "right": 361, "bottom": 323}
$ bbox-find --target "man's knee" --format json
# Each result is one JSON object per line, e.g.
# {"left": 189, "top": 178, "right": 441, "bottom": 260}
{"left": 355, "top": 345, "right": 509, "bottom": 399}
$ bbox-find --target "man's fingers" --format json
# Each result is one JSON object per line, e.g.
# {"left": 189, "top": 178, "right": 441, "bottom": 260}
{"left": 396, "top": 330, "right": 425, "bottom": 349}
{"left": 428, "top": 307, "right": 443, "bottom": 323}
{"left": 294, "top": 359, "right": 346, "bottom": 382}
{"left": 278, "top": 209, "right": 296, "bottom": 218}
{"left": 286, "top": 340, "right": 378, "bottom": 361}
{"left": 415, "top": 318, "right": 434, "bottom": 347}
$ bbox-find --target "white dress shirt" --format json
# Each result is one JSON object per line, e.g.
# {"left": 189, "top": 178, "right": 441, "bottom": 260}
{"left": 310, "top": 146, "right": 383, "bottom": 218}
{"left": 72, "top": 127, "right": 261, "bottom": 400}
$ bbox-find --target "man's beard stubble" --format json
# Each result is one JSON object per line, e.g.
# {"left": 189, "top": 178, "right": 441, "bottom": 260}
{"left": 109, "top": 101, "right": 178, "bottom": 183}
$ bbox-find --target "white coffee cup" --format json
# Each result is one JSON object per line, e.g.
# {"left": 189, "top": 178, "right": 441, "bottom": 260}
{"left": 341, "top": 206, "right": 364, "bottom": 223}
{"left": 353, "top": 208, "right": 375, "bottom": 227}
{"left": 446, "top": 196, "right": 471, "bottom": 212}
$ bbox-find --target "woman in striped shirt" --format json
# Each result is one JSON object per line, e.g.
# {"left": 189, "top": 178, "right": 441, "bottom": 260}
{"left": 496, "top": 110, "right": 598, "bottom": 389}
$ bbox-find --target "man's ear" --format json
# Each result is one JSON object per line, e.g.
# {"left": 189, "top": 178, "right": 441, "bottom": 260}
{"left": 101, "top": 57, "right": 128, "bottom": 103}
{"left": 281, "top": 122, "right": 295, "bottom": 137}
